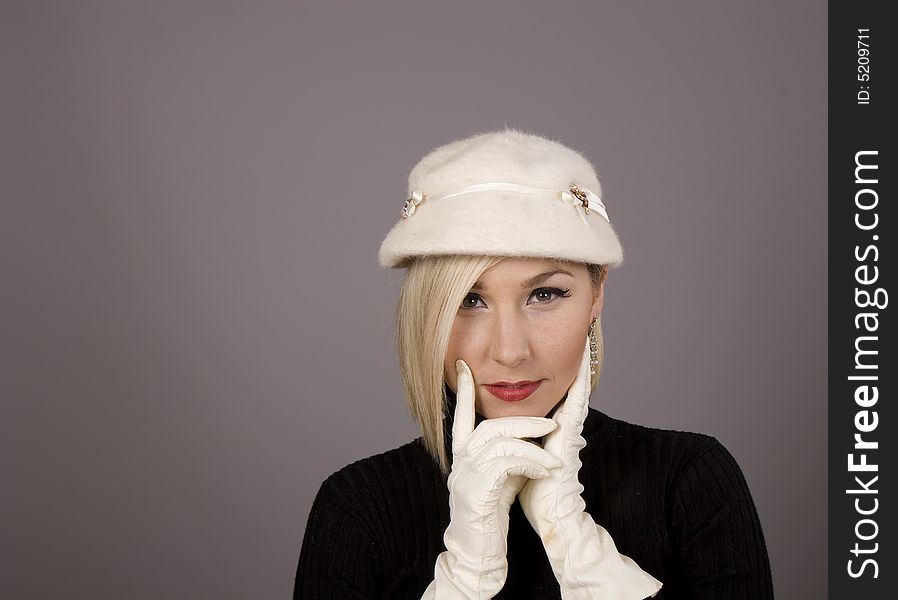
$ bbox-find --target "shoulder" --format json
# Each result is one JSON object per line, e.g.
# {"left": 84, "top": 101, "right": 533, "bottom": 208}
{"left": 579, "top": 408, "right": 756, "bottom": 511}
{"left": 587, "top": 410, "right": 756, "bottom": 508}
{"left": 318, "top": 438, "right": 434, "bottom": 498}
{"left": 582, "top": 408, "right": 725, "bottom": 478}
{"left": 311, "top": 438, "right": 444, "bottom": 527}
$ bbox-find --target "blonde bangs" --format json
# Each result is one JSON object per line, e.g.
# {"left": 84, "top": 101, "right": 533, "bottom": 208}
{"left": 396, "top": 255, "right": 502, "bottom": 473}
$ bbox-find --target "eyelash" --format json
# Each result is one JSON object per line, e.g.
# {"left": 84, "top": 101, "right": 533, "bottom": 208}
{"left": 460, "top": 287, "right": 572, "bottom": 310}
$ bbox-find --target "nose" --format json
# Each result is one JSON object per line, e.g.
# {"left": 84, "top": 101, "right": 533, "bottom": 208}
{"left": 489, "top": 308, "right": 531, "bottom": 368}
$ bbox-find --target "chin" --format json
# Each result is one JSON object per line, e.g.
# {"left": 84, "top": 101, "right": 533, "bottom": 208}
{"left": 479, "top": 400, "right": 554, "bottom": 419}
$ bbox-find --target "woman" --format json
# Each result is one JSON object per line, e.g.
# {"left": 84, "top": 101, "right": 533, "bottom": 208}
{"left": 294, "top": 129, "right": 773, "bottom": 598}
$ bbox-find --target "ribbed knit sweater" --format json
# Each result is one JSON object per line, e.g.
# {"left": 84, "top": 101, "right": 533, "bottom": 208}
{"left": 294, "top": 401, "right": 773, "bottom": 599}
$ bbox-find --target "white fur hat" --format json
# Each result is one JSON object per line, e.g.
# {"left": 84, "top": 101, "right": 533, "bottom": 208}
{"left": 378, "top": 128, "right": 624, "bottom": 269}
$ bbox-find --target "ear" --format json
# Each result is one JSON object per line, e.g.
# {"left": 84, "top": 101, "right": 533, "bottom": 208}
{"left": 590, "top": 274, "right": 606, "bottom": 322}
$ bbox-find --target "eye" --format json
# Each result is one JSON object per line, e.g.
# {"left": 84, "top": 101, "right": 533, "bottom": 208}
{"left": 529, "top": 287, "right": 572, "bottom": 304}
{"left": 460, "top": 293, "right": 485, "bottom": 310}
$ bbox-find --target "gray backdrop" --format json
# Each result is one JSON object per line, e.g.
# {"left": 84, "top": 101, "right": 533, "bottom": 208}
{"left": 2, "top": 1, "right": 826, "bottom": 598}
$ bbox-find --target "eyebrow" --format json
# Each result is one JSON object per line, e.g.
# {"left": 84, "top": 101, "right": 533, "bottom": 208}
{"left": 471, "top": 268, "right": 575, "bottom": 291}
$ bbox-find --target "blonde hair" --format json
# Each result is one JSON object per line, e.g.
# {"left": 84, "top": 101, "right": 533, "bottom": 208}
{"left": 395, "top": 255, "right": 608, "bottom": 474}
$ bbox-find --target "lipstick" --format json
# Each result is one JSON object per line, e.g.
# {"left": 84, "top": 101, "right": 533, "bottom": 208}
{"left": 484, "top": 380, "right": 542, "bottom": 402}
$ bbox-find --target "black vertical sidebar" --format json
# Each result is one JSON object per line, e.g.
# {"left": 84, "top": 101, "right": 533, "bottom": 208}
{"left": 829, "top": 1, "right": 895, "bottom": 597}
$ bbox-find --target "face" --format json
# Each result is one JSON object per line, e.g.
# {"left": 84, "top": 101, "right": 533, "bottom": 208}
{"left": 443, "top": 257, "right": 605, "bottom": 419}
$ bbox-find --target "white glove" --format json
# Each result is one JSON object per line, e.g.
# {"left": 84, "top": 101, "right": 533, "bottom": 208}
{"left": 421, "top": 359, "right": 563, "bottom": 599}
{"left": 517, "top": 340, "right": 663, "bottom": 599}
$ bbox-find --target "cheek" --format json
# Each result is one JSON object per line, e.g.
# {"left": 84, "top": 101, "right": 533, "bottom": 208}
{"left": 444, "top": 319, "right": 492, "bottom": 394}
{"left": 540, "top": 320, "right": 588, "bottom": 380}
{"left": 444, "top": 320, "right": 471, "bottom": 391}
{"left": 446, "top": 320, "right": 482, "bottom": 359}
{"left": 559, "top": 336, "right": 586, "bottom": 378}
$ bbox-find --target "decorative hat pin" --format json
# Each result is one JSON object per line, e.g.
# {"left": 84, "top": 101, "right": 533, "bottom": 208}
{"left": 399, "top": 182, "right": 610, "bottom": 226}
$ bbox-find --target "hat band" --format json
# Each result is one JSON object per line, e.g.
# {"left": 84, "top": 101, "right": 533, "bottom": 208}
{"left": 401, "top": 182, "right": 610, "bottom": 225}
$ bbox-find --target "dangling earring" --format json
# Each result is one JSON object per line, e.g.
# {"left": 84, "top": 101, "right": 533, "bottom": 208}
{"left": 588, "top": 317, "right": 599, "bottom": 385}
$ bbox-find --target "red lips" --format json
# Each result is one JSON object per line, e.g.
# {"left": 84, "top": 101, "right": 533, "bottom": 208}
{"left": 484, "top": 380, "right": 542, "bottom": 402}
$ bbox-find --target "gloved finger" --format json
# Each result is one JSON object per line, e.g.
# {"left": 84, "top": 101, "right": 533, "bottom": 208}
{"left": 473, "top": 437, "right": 563, "bottom": 472}
{"left": 466, "top": 416, "right": 558, "bottom": 455}
{"left": 561, "top": 338, "right": 593, "bottom": 428}
{"left": 487, "top": 456, "right": 554, "bottom": 490}
{"left": 451, "top": 359, "right": 477, "bottom": 456}
{"left": 542, "top": 401, "right": 566, "bottom": 456}
{"left": 516, "top": 478, "right": 551, "bottom": 521}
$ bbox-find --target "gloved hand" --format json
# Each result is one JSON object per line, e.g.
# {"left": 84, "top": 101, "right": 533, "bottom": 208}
{"left": 421, "top": 359, "right": 563, "bottom": 599}
{"left": 517, "top": 339, "right": 664, "bottom": 599}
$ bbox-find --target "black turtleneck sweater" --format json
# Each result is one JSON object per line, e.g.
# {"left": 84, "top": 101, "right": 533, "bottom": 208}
{"left": 294, "top": 394, "right": 773, "bottom": 599}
